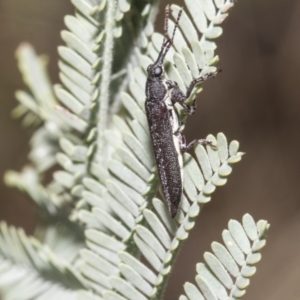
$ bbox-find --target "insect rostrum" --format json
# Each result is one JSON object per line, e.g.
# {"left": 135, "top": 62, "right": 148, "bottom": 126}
{"left": 145, "top": 5, "right": 219, "bottom": 218}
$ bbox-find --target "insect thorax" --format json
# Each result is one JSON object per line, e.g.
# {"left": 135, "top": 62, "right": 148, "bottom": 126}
{"left": 146, "top": 77, "right": 167, "bottom": 102}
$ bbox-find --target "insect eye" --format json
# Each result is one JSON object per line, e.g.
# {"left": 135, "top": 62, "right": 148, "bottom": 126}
{"left": 154, "top": 66, "right": 162, "bottom": 76}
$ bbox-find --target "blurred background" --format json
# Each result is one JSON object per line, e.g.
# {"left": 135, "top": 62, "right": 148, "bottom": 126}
{"left": 0, "top": 0, "right": 300, "bottom": 299}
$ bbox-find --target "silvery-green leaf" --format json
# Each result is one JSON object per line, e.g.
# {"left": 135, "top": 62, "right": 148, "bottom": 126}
{"left": 235, "top": 276, "right": 250, "bottom": 290}
{"left": 241, "top": 265, "right": 256, "bottom": 277}
{"left": 136, "top": 225, "right": 166, "bottom": 260}
{"left": 152, "top": 198, "right": 178, "bottom": 235}
{"left": 202, "top": 0, "right": 217, "bottom": 20}
{"left": 184, "top": 282, "right": 204, "bottom": 300}
{"left": 195, "top": 145, "right": 212, "bottom": 180}
{"left": 174, "top": 53, "right": 193, "bottom": 87}
{"left": 113, "top": 115, "right": 131, "bottom": 135}
{"left": 86, "top": 241, "right": 119, "bottom": 266}
{"left": 123, "top": 132, "right": 154, "bottom": 171}
{"left": 206, "top": 135, "right": 220, "bottom": 171}
{"left": 173, "top": 6, "right": 199, "bottom": 43}
{"left": 183, "top": 214, "right": 196, "bottom": 230}
{"left": 129, "top": 120, "right": 151, "bottom": 154}
{"left": 80, "top": 249, "right": 119, "bottom": 275}
{"left": 231, "top": 286, "right": 245, "bottom": 298}
{"left": 77, "top": 209, "right": 105, "bottom": 230}
{"left": 222, "top": 230, "right": 245, "bottom": 266}
{"left": 83, "top": 178, "right": 105, "bottom": 195}
{"left": 109, "top": 276, "right": 147, "bottom": 300}
{"left": 128, "top": 81, "right": 145, "bottom": 110}
{"left": 216, "top": 132, "right": 228, "bottom": 162}
{"left": 228, "top": 220, "right": 251, "bottom": 254}
{"left": 121, "top": 92, "right": 142, "bottom": 119}
{"left": 75, "top": 11, "right": 98, "bottom": 34}
{"left": 202, "top": 181, "right": 216, "bottom": 194}
{"left": 116, "top": 148, "right": 150, "bottom": 181}
{"left": 195, "top": 276, "right": 217, "bottom": 300}
{"left": 176, "top": 225, "right": 188, "bottom": 240}
{"left": 82, "top": 190, "right": 111, "bottom": 212}
{"left": 214, "top": 0, "right": 225, "bottom": 9}
{"left": 246, "top": 252, "right": 261, "bottom": 265}
{"left": 118, "top": 252, "right": 156, "bottom": 285}
{"left": 103, "top": 291, "right": 127, "bottom": 300}
{"left": 15, "top": 91, "right": 39, "bottom": 114}
{"left": 183, "top": 170, "right": 198, "bottom": 201}
{"left": 59, "top": 61, "right": 94, "bottom": 94}
{"left": 143, "top": 210, "right": 171, "bottom": 249}
{"left": 229, "top": 140, "right": 239, "bottom": 156}
{"left": 64, "top": 15, "right": 93, "bottom": 46}
{"left": 182, "top": 46, "right": 200, "bottom": 79}
{"left": 71, "top": 0, "right": 97, "bottom": 25}
{"left": 77, "top": 291, "right": 102, "bottom": 300}
{"left": 102, "top": 192, "right": 135, "bottom": 229}
{"left": 53, "top": 171, "right": 74, "bottom": 189}
{"left": 55, "top": 105, "right": 88, "bottom": 132}
{"left": 181, "top": 194, "right": 191, "bottom": 213}
{"left": 211, "top": 242, "right": 239, "bottom": 277}
{"left": 114, "top": 178, "right": 145, "bottom": 206}
{"left": 106, "top": 180, "right": 139, "bottom": 217}
{"left": 133, "top": 67, "right": 146, "bottom": 89}
{"left": 58, "top": 46, "right": 93, "bottom": 79}
{"left": 134, "top": 234, "right": 161, "bottom": 271}
{"left": 204, "top": 26, "right": 223, "bottom": 39}
{"left": 135, "top": 110, "right": 149, "bottom": 132}
{"left": 80, "top": 263, "right": 111, "bottom": 289}
{"left": 0, "top": 223, "right": 85, "bottom": 294}
{"left": 119, "top": 264, "right": 153, "bottom": 296}
{"left": 203, "top": 252, "right": 233, "bottom": 289}
{"left": 109, "top": 160, "right": 147, "bottom": 194}
{"left": 242, "top": 214, "right": 258, "bottom": 241}
{"left": 184, "top": 153, "right": 204, "bottom": 191}
{"left": 61, "top": 30, "right": 97, "bottom": 64}
{"left": 196, "top": 263, "right": 228, "bottom": 299}
{"left": 85, "top": 230, "right": 125, "bottom": 252}
{"left": 93, "top": 208, "right": 130, "bottom": 240}
{"left": 59, "top": 73, "right": 91, "bottom": 106}
{"left": 185, "top": 0, "right": 207, "bottom": 32}
{"left": 166, "top": 62, "right": 186, "bottom": 92}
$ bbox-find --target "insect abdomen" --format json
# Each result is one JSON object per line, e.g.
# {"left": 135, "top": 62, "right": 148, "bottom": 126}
{"left": 145, "top": 100, "right": 182, "bottom": 218}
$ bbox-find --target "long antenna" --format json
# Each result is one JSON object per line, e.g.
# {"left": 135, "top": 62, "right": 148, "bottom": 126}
{"left": 170, "top": 7, "right": 183, "bottom": 44}
{"left": 155, "top": 5, "right": 183, "bottom": 65}
{"left": 163, "top": 5, "right": 170, "bottom": 44}
{"left": 164, "top": 6, "right": 183, "bottom": 53}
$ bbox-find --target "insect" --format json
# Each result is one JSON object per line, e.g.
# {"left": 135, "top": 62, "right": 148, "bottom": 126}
{"left": 145, "top": 5, "right": 220, "bottom": 218}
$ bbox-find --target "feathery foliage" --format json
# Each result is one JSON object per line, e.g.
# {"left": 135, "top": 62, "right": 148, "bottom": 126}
{"left": 1, "top": 0, "right": 269, "bottom": 299}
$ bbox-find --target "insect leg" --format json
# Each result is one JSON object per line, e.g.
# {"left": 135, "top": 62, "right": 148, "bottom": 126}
{"left": 167, "top": 70, "right": 221, "bottom": 115}
{"left": 175, "top": 130, "right": 216, "bottom": 152}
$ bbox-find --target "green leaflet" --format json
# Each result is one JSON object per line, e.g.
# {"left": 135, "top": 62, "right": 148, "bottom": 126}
{"left": 0, "top": 222, "right": 85, "bottom": 299}
{"left": 181, "top": 215, "right": 270, "bottom": 300}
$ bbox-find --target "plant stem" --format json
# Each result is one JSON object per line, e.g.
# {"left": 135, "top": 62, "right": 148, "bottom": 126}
{"left": 98, "top": 0, "right": 116, "bottom": 152}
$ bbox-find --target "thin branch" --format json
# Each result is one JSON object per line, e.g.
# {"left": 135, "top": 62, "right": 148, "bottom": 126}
{"left": 98, "top": 0, "right": 116, "bottom": 152}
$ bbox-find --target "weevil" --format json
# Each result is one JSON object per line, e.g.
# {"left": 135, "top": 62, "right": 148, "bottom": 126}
{"left": 145, "top": 5, "right": 220, "bottom": 218}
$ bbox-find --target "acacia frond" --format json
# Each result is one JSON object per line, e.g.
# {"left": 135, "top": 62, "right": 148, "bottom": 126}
{"left": 12, "top": 44, "right": 61, "bottom": 172}
{"left": 180, "top": 214, "right": 270, "bottom": 300}
{"left": 86, "top": 131, "right": 243, "bottom": 299}
{"left": 0, "top": 222, "right": 85, "bottom": 299}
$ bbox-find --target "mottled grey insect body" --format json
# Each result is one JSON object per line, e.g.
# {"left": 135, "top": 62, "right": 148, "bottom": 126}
{"left": 145, "top": 80, "right": 183, "bottom": 218}
{"left": 145, "top": 5, "right": 219, "bottom": 218}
